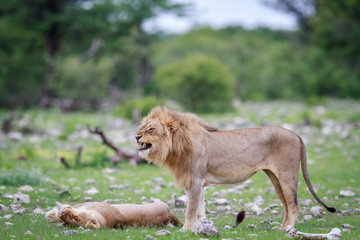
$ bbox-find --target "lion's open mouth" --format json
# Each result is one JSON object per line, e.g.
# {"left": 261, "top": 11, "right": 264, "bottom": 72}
{"left": 138, "top": 142, "right": 152, "bottom": 151}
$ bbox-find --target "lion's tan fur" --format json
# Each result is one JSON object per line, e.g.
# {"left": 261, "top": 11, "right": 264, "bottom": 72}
{"left": 45, "top": 201, "right": 182, "bottom": 228}
{"left": 136, "top": 107, "right": 335, "bottom": 230}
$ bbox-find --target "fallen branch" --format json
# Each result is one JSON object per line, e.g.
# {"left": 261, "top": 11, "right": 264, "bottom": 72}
{"left": 285, "top": 225, "right": 341, "bottom": 240}
{"left": 87, "top": 126, "right": 146, "bottom": 166}
{"left": 60, "top": 157, "right": 70, "bottom": 169}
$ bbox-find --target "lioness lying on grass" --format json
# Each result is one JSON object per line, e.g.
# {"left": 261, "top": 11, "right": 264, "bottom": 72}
{"left": 45, "top": 201, "right": 182, "bottom": 229}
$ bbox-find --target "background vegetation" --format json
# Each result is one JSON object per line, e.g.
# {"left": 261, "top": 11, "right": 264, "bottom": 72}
{"left": 1, "top": 0, "right": 360, "bottom": 113}
{"left": 0, "top": 1, "right": 359, "bottom": 239}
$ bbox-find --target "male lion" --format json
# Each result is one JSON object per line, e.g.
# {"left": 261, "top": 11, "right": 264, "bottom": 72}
{"left": 136, "top": 107, "right": 336, "bottom": 230}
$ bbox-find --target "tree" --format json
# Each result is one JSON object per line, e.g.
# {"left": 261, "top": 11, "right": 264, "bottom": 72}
{"left": 0, "top": 0, "right": 189, "bottom": 108}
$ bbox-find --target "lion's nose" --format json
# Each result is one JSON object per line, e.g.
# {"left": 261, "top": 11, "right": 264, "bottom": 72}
{"left": 135, "top": 135, "right": 142, "bottom": 142}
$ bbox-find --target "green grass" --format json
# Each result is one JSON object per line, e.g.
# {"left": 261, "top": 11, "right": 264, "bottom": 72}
{"left": 1, "top": 99, "right": 360, "bottom": 239}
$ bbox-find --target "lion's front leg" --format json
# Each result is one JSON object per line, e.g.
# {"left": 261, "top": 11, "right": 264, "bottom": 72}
{"left": 197, "top": 188, "right": 206, "bottom": 219}
{"left": 182, "top": 182, "right": 202, "bottom": 230}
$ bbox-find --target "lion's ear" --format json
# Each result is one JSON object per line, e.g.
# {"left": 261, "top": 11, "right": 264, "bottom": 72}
{"left": 165, "top": 120, "right": 180, "bottom": 134}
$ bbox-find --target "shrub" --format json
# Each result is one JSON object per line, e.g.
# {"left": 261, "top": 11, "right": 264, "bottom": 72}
{"left": 155, "top": 55, "right": 235, "bottom": 112}
{"left": 0, "top": 168, "right": 42, "bottom": 186}
{"left": 53, "top": 56, "right": 113, "bottom": 108}
{"left": 113, "top": 95, "right": 165, "bottom": 120}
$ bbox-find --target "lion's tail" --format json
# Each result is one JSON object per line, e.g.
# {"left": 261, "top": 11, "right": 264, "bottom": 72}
{"left": 299, "top": 136, "right": 336, "bottom": 213}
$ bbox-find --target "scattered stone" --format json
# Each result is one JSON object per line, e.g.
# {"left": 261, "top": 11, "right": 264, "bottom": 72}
{"left": 0, "top": 204, "right": 9, "bottom": 211}
{"left": 342, "top": 224, "right": 357, "bottom": 229}
{"left": 25, "top": 231, "right": 33, "bottom": 235}
{"left": 150, "top": 197, "right": 160, "bottom": 202}
{"left": 271, "top": 210, "right": 278, "bottom": 215}
{"left": 302, "top": 199, "right": 312, "bottom": 207}
{"left": 216, "top": 206, "right": 231, "bottom": 212}
{"left": 54, "top": 234, "right": 59, "bottom": 237}
{"left": 215, "top": 198, "right": 228, "bottom": 206}
{"left": 14, "top": 207, "right": 26, "bottom": 214}
{"left": 267, "top": 203, "right": 279, "bottom": 209}
{"left": 247, "top": 234, "right": 259, "bottom": 237}
{"left": 310, "top": 206, "right": 324, "bottom": 217}
{"left": 33, "top": 208, "right": 44, "bottom": 214}
{"left": 340, "top": 190, "right": 355, "bottom": 197}
{"left": 144, "top": 235, "right": 154, "bottom": 240}
{"left": 58, "top": 190, "right": 71, "bottom": 196}
{"left": 4, "top": 214, "right": 13, "bottom": 220}
{"left": 84, "top": 179, "right": 96, "bottom": 184}
{"left": 213, "top": 192, "right": 227, "bottom": 198}
{"left": 246, "top": 224, "right": 256, "bottom": 229}
{"left": 84, "top": 197, "right": 93, "bottom": 202}
{"left": 244, "top": 203, "right": 264, "bottom": 215}
{"left": 84, "top": 187, "right": 99, "bottom": 195}
{"left": 192, "top": 217, "right": 220, "bottom": 237}
{"left": 5, "top": 222, "right": 14, "bottom": 226}
{"left": 18, "top": 185, "right": 34, "bottom": 192}
{"left": 151, "top": 186, "right": 162, "bottom": 194}
{"left": 166, "top": 223, "right": 175, "bottom": 229}
{"left": 154, "top": 229, "right": 171, "bottom": 236}
{"left": 223, "top": 225, "right": 233, "bottom": 230}
{"left": 353, "top": 208, "right": 360, "bottom": 214}
{"left": 254, "top": 196, "right": 264, "bottom": 206}
{"left": 8, "top": 132, "right": 22, "bottom": 140}
{"left": 341, "top": 209, "right": 352, "bottom": 216}
{"left": 303, "top": 215, "right": 313, "bottom": 222}
{"left": 13, "top": 192, "right": 30, "bottom": 204}
{"left": 175, "top": 195, "right": 188, "bottom": 207}
{"left": 327, "top": 190, "right": 334, "bottom": 195}
{"left": 61, "top": 230, "right": 78, "bottom": 236}
{"left": 82, "top": 229, "right": 92, "bottom": 233}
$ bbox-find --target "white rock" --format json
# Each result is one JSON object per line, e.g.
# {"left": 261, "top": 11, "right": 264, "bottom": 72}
{"left": 4, "top": 214, "right": 13, "bottom": 220}
{"left": 254, "top": 196, "right": 264, "bottom": 206}
{"left": 84, "top": 187, "right": 99, "bottom": 195}
{"left": 13, "top": 192, "right": 30, "bottom": 204}
{"left": 310, "top": 206, "right": 324, "bottom": 217}
{"left": 14, "top": 207, "right": 26, "bottom": 214}
{"left": 5, "top": 222, "right": 14, "bottom": 226}
{"left": 33, "top": 208, "right": 44, "bottom": 214}
{"left": 18, "top": 185, "right": 34, "bottom": 192}
{"left": 151, "top": 186, "right": 162, "bottom": 194}
{"left": 175, "top": 195, "right": 188, "bottom": 207}
{"left": 245, "top": 203, "right": 264, "bottom": 215}
{"left": 302, "top": 199, "right": 312, "bottom": 206}
{"left": 8, "top": 132, "right": 22, "bottom": 140}
{"left": 246, "top": 224, "right": 256, "bottom": 229}
{"left": 192, "top": 217, "right": 219, "bottom": 237}
{"left": 25, "top": 231, "right": 33, "bottom": 235}
{"left": 216, "top": 206, "right": 231, "bottom": 212}
{"left": 154, "top": 229, "right": 171, "bottom": 236}
{"left": 215, "top": 198, "right": 228, "bottom": 206}
{"left": 303, "top": 215, "right": 313, "bottom": 222}
{"left": 339, "top": 190, "right": 355, "bottom": 197}
{"left": 0, "top": 204, "right": 9, "bottom": 211}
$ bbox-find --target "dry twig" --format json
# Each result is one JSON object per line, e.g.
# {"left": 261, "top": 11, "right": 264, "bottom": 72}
{"left": 87, "top": 126, "right": 146, "bottom": 166}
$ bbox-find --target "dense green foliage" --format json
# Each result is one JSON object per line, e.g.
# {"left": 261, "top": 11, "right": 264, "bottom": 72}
{"left": 0, "top": 0, "right": 359, "bottom": 111}
{"left": 154, "top": 55, "right": 235, "bottom": 112}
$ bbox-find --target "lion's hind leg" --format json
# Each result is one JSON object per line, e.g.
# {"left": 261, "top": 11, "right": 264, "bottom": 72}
{"left": 264, "top": 170, "right": 288, "bottom": 229}
{"left": 278, "top": 175, "right": 300, "bottom": 228}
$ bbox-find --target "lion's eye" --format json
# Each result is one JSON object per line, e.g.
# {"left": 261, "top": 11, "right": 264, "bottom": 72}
{"left": 148, "top": 128, "right": 154, "bottom": 131}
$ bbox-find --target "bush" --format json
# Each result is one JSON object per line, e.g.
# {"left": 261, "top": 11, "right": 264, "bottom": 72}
{"left": 113, "top": 95, "right": 165, "bottom": 120}
{"left": 53, "top": 56, "right": 113, "bottom": 108}
{"left": 0, "top": 168, "right": 42, "bottom": 186}
{"left": 154, "top": 55, "right": 235, "bottom": 112}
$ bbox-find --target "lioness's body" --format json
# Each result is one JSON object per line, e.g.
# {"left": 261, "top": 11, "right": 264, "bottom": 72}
{"left": 136, "top": 107, "right": 335, "bottom": 231}
{"left": 45, "top": 201, "right": 182, "bottom": 229}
